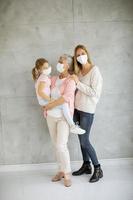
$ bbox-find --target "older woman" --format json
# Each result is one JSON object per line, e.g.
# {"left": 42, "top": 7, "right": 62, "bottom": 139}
{"left": 44, "top": 55, "right": 76, "bottom": 187}
{"left": 71, "top": 44, "right": 103, "bottom": 183}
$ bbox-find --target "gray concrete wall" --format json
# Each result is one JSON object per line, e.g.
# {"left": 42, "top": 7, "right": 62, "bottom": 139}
{"left": 0, "top": 0, "right": 133, "bottom": 165}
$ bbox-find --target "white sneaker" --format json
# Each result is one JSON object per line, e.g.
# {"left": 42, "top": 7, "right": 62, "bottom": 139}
{"left": 70, "top": 125, "right": 85, "bottom": 135}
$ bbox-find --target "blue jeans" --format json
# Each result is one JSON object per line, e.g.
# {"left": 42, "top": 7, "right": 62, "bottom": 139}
{"left": 73, "top": 109, "right": 99, "bottom": 166}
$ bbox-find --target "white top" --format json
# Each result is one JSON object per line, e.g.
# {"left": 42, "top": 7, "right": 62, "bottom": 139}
{"left": 75, "top": 66, "right": 103, "bottom": 114}
{"left": 47, "top": 77, "right": 66, "bottom": 118}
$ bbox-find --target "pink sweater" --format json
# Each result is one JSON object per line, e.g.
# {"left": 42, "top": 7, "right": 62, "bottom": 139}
{"left": 51, "top": 75, "right": 76, "bottom": 116}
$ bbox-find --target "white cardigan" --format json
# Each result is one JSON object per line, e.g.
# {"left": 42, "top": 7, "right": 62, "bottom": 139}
{"left": 75, "top": 66, "right": 103, "bottom": 114}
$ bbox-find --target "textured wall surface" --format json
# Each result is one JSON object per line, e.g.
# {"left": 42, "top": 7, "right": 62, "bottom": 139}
{"left": 0, "top": 0, "right": 133, "bottom": 165}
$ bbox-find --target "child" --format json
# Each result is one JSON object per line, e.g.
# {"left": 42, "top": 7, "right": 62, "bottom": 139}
{"left": 32, "top": 58, "right": 85, "bottom": 135}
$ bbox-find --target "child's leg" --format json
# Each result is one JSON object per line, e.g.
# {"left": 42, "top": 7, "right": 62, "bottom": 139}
{"left": 60, "top": 103, "right": 75, "bottom": 127}
{"left": 58, "top": 103, "right": 86, "bottom": 135}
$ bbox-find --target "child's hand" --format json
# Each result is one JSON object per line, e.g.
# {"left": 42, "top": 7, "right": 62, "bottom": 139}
{"left": 70, "top": 74, "right": 79, "bottom": 84}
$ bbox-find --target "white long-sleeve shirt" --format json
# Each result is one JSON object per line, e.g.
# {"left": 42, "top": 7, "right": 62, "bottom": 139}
{"left": 75, "top": 65, "right": 103, "bottom": 114}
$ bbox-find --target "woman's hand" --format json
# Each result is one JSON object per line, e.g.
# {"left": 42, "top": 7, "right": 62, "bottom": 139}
{"left": 48, "top": 98, "right": 55, "bottom": 103}
{"left": 43, "top": 96, "right": 65, "bottom": 111}
{"left": 43, "top": 103, "right": 54, "bottom": 111}
{"left": 70, "top": 74, "right": 79, "bottom": 84}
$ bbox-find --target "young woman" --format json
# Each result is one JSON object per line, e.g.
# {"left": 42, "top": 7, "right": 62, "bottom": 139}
{"left": 71, "top": 44, "right": 103, "bottom": 183}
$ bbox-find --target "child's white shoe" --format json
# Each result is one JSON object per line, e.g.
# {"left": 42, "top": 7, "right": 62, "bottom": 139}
{"left": 70, "top": 125, "right": 85, "bottom": 135}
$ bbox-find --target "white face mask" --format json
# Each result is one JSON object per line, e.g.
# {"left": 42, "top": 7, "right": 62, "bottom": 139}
{"left": 56, "top": 63, "right": 65, "bottom": 73}
{"left": 77, "top": 54, "right": 88, "bottom": 65}
{"left": 42, "top": 66, "right": 51, "bottom": 76}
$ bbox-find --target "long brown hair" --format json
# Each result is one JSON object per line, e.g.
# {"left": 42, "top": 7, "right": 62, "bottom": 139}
{"left": 32, "top": 58, "right": 48, "bottom": 81}
{"left": 73, "top": 44, "right": 92, "bottom": 74}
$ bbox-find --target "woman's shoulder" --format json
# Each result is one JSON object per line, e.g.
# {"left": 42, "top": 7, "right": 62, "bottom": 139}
{"left": 91, "top": 65, "right": 101, "bottom": 74}
{"left": 92, "top": 65, "right": 99, "bottom": 72}
{"left": 50, "top": 75, "right": 58, "bottom": 87}
{"left": 67, "top": 75, "right": 76, "bottom": 84}
{"left": 91, "top": 65, "right": 103, "bottom": 80}
{"left": 64, "top": 76, "right": 76, "bottom": 90}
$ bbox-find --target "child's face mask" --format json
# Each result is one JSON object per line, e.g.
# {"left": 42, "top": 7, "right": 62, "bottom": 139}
{"left": 42, "top": 66, "right": 52, "bottom": 75}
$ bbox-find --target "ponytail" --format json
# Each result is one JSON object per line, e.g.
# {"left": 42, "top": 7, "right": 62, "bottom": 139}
{"left": 32, "top": 58, "right": 48, "bottom": 81}
{"left": 32, "top": 67, "right": 40, "bottom": 81}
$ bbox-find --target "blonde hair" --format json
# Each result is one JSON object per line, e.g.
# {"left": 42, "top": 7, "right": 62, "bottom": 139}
{"left": 73, "top": 44, "right": 92, "bottom": 74}
{"left": 32, "top": 58, "right": 48, "bottom": 81}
